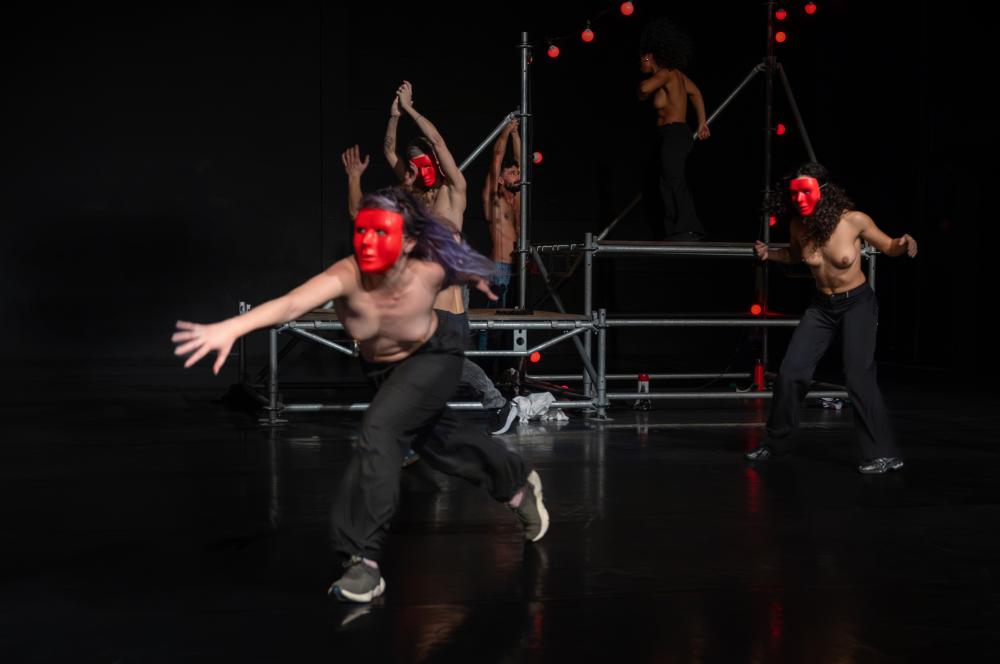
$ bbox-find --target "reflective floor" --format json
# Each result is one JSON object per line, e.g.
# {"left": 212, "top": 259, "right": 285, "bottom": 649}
{"left": 2, "top": 369, "right": 999, "bottom": 662}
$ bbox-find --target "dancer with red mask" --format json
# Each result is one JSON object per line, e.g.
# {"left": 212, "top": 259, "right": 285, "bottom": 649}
{"left": 383, "top": 81, "right": 520, "bottom": 434}
{"left": 746, "top": 162, "right": 918, "bottom": 474}
{"left": 171, "top": 187, "right": 549, "bottom": 602}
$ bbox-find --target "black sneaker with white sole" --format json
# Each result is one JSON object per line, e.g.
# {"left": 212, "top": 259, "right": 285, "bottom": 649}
{"left": 510, "top": 470, "right": 549, "bottom": 542}
{"left": 490, "top": 400, "right": 519, "bottom": 435}
{"left": 327, "top": 555, "right": 386, "bottom": 603}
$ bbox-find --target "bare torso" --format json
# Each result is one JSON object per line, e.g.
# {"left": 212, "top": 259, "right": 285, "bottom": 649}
{"left": 790, "top": 212, "right": 868, "bottom": 294}
{"left": 332, "top": 256, "right": 444, "bottom": 363}
{"left": 414, "top": 184, "right": 467, "bottom": 314}
{"left": 651, "top": 68, "right": 688, "bottom": 126}
{"left": 487, "top": 189, "right": 519, "bottom": 263}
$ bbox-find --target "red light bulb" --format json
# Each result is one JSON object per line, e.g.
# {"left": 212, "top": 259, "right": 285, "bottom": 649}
{"left": 620, "top": 2, "right": 635, "bottom": 16}
{"left": 547, "top": 44, "right": 560, "bottom": 58}
{"left": 529, "top": 351, "right": 542, "bottom": 363}
{"left": 775, "top": 31, "right": 787, "bottom": 43}
{"left": 533, "top": 151, "right": 543, "bottom": 164}
{"left": 776, "top": 8, "right": 788, "bottom": 20}
{"left": 582, "top": 28, "right": 595, "bottom": 43}
{"left": 750, "top": 304, "right": 763, "bottom": 316}
{"left": 805, "top": 2, "right": 817, "bottom": 15}
{"left": 776, "top": 123, "right": 787, "bottom": 135}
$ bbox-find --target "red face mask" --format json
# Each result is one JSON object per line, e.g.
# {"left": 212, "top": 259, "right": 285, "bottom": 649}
{"left": 789, "top": 176, "right": 822, "bottom": 216}
{"left": 353, "top": 208, "right": 405, "bottom": 273}
{"left": 409, "top": 153, "right": 438, "bottom": 188}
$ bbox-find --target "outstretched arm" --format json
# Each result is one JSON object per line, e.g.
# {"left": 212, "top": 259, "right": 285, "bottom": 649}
{"left": 341, "top": 145, "right": 368, "bottom": 219}
{"left": 683, "top": 73, "right": 710, "bottom": 140}
{"left": 397, "top": 80, "right": 467, "bottom": 194}
{"left": 172, "top": 259, "right": 355, "bottom": 374}
{"left": 854, "top": 211, "right": 918, "bottom": 258}
{"left": 383, "top": 96, "right": 407, "bottom": 182}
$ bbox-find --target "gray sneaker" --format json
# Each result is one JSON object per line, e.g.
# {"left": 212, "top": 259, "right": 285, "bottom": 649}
{"left": 858, "top": 457, "right": 905, "bottom": 474}
{"left": 510, "top": 470, "right": 549, "bottom": 542}
{"left": 327, "top": 555, "right": 386, "bottom": 603}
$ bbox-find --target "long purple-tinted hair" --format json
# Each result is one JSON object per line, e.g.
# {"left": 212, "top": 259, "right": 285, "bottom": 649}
{"left": 360, "top": 187, "right": 495, "bottom": 287}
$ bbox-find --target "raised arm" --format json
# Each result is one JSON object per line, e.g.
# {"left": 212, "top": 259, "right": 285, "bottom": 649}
{"left": 682, "top": 73, "right": 710, "bottom": 140}
{"left": 853, "top": 211, "right": 918, "bottom": 258}
{"left": 341, "top": 145, "right": 368, "bottom": 219}
{"left": 483, "top": 118, "right": 518, "bottom": 218}
{"left": 383, "top": 96, "right": 407, "bottom": 182}
{"left": 397, "top": 80, "right": 466, "bottom": 194}
{"left": 172, "top": 259, "right": 356, "bottom": 374}
{"left": 638, "top": 68, "right": 671, "bottom": 101}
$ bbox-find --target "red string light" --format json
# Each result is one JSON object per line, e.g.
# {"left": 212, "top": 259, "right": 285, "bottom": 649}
{"left": 750, "top": 304, "right": 763, "bottom": 316}
{"left": 776, "top": 123, "right": 787, "bottom": 136}
{"left": 769, "top": 215, "right": 778, "bottom": 227}
{"left": 620, "top": 2, "right": 635, "bottom": 16}
{"left": 776, "top": 8, "right": 788, "bottom": 20}
{"left": 547, "top": 44, "right": 560, "bottom": 58}
{"left": 530, "top": 351, "right": 542, "bottom": 363}
{"left": 805, "top": 2, "right": 817, "bottom": 15}
{"left": 775, "top": 31, "right": 787, "bottom": 43}
{"left": 533, "top": 151, "right": 543, "bottom": 164}
{"left": 582, "top": 25, "right": 595, "bottom": 43}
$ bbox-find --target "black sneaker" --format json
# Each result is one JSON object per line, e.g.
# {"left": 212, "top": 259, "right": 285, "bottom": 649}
{"left": 327, "top": 556, "right": 386, "bottom": 603}
{"left": 490, "top": 400, "right": 519, "bottom": 435}
{"left": 858, "top": 457, "right": 904, "bottom": 474}
{"left": 745, "top": 445, "right": 780, "bottom": 461}
{"left": 510, "top": 470, "right": 549, "bottom": 542}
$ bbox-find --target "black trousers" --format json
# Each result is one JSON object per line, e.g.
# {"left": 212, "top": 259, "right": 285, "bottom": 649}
{"left": 658, "top": 122, "right": 704, "bottom": 237}
{"left": 766, "top": 283, "right": 900, "bottom": 461}
{"left": 328, "top": 313, "right": 529, "bottom": 562}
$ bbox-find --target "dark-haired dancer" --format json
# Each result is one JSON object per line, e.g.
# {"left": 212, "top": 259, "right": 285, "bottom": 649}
{"left": 384, "top": 81, "right": 520, "bottom": 434}
{"left": 172, "top": 187, "right": 549, "bottom": 602}
{"left": 746, "top": 163, "right": 918, "bottom": 474}
{"left": 638, "top": 17, "right": 709, "bottom": 241}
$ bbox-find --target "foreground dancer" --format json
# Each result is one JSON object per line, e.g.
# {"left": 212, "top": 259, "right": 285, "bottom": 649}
{"left": 747, "top": 163, "right": 918, "bottom": 474}
{"left": 638, "top": 17, "right": 709, "bottom": 241}
{"left": 172, "top": 187, "right": 549, "bottom": 601}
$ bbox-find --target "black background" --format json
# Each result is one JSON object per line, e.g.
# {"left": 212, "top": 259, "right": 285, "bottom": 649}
{"left": 3, "top": 1, "right": 994, "bottom": 386}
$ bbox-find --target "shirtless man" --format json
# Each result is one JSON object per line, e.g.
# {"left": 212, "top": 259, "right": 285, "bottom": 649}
{"left": 483, "top": 117, "right": 521, "bottom": 310}
{"left": 638, "top": 17, "right": 709, "bottom": 241}
{"left": 172, "top": 187, "right": 549, "bottom": 602}
{"left": 384, "top": 82, "right": 520, "bottom": 434}
{"left": 746, "top": 162, "right": 918, "bottom": 474}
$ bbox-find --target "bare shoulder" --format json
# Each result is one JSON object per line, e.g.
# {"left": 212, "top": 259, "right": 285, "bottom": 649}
{"left": 411, "top": 257, "right": 446, "bottom": 284}
{"left": 326, "top": 256, "right": 362, "bottom": 293}
{"left": 843, "top": 209, "right": 874, "bottom": 231}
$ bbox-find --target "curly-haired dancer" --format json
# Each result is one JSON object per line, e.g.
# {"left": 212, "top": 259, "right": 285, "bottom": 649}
{"left": 747, "top": 163, "right": 918, "bottom": 474}
{"left": 172, "top": 187, "right": 549, "bottom": 602}
{"left": 638, "top": 17, "right": 710, "bottom": 241}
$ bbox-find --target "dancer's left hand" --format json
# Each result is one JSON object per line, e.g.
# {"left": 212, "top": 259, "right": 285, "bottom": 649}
{"left": 472, "top": 277, "right": 498, "bottom": 301}
{"left": 697, "top": 122, "right": 710, "bottom": 140}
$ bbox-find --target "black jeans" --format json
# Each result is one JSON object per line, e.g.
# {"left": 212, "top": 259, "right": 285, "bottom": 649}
{"left": 328, "top": 313, "right": 529, "bottom": 562}
{"left": 658, "top": 122, "right": 704, "bottom": 237}
{"left": 766, "top": 283, "right": 900, "bottom": 461}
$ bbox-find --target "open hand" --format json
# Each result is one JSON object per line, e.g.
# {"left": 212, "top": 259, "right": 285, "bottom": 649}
{"left": 341, "top": 145, "right": 370, "bottom": 178}
{"left": 172, "top": 320, "right": 237, "bottom": 375}
{"left": 472, "top": 277, "right": 498, "bottom": 302}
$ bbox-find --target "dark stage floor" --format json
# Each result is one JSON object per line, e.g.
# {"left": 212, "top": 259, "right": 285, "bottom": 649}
{"left": 2, "top": 368, "right": 999, "bottom": 662}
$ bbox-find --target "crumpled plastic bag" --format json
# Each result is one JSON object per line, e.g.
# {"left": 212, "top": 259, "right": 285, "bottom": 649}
{"left": 512, "top": 392, "right": 569, "bottom": 422}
